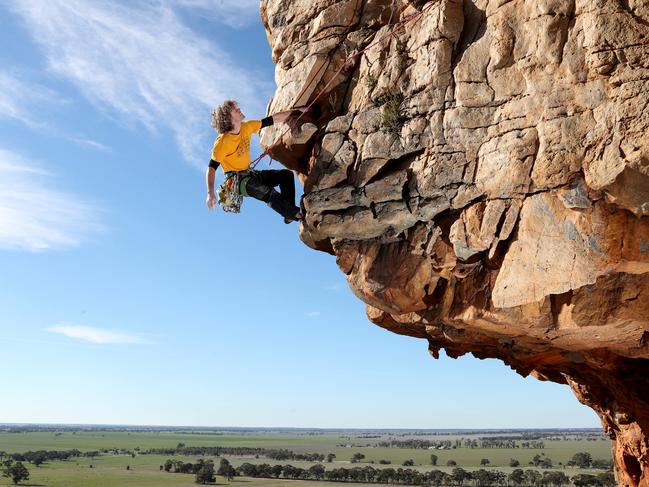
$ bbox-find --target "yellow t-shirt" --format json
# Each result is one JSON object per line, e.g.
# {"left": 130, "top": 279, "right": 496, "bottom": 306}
{"left": 211, "top": 119, "right": 263, "bottom": 172}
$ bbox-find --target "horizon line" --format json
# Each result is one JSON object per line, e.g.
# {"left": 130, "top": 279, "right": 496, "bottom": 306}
{"left": 0, "top": 422, "right": 604, "bottom": 432}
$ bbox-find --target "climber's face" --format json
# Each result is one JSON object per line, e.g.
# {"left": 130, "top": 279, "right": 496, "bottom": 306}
{"left": 230, "top": 104, "right": 245, "bottom": 125}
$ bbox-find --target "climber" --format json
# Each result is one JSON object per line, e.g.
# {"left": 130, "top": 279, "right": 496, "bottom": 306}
{"left": 205, "top": 99, "right": 303, "bottom": 223}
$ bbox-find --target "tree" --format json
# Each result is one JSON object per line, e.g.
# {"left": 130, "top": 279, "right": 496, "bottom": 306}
{"left": 480, "top": 458, "right": 490, "bottom": 466}
{"left": 350, "top": 452, "right": 365, "bottom": 463}
{"left": 257, "top": 463, "right": 272, "bottom": 478}
{"left": 473, "top": 469, "right": 492, "bottom": 487}
{"left": 271, "top": 464, "right": 283, "bottom": 478}
{"left": 509, "top": 468, "right": 525, "bottom": 486}
{"left": 326, "top": 453, "right": 336, "bottom": 463}
{"left": 451, "top": 467, "right": 468, "bottom": 486}
{"left": 592, "top": 459, "right": 613, "bottom": 470}
{"left": 572, "top": 473, "right": 599, "bottom": 487}
{"left": 447, "top": 459, "right": 457, "bottom": 466}
{"left": 2, "top": 460, "right": 30, "bottom": 485}
{"left": 524, "top": 469, "right": 542, "bottom": 487}
{"left": 597, "top": 471, "right": 616, "bottom": 487}
{"left": 570, "top": 452, "right": 592, "bottom": 469}
{"left": 430, "top": 454, "right": 438, "bottom": 466}
{"left": 217, "top": 458, "right": 235, "bottom": 481}
{"left": 402, "top": 459, "right": 414, "bottom": 466}
{"left": 195, "top": 460, "right": 215, "bottom": 484}
{"left": 429, "top": 469, "right": 449, "bottom": 487}
{"left": 164, "top": 459, "right": 173, "bottom": 472}
{"left": 539, "top": 457, "right": 553, "bottom": 469}
{"left": 31, "top": 452, "right": 46, "bottom": 467}
{"left": 510, "top": 458, "right": 520, "bottom": 467}
{"left": 308, "top": 464, "right": 325, "bottom": 480}
{"left": 543, "top": 470, "right": 569, "bottom": 487}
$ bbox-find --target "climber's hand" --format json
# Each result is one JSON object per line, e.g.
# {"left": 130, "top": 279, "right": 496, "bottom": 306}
{"left": 206, "top": 192, "right": 217, "bottom": 211}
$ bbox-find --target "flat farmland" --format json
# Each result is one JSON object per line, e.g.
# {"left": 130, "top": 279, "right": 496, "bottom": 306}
{"left": 0, "top": 429, "right": 613, "bottom": 486}
{"left": 0, "top": 454, "right": 373, "bottom": 487}
{"left": 328, "top": 439, "right": 612, "bottom": 467}
{"left": 0, "top": 455, "right": 369, "bottom": 487}
{"left": 0, "top": 431, "right": 339, "bottom": 453}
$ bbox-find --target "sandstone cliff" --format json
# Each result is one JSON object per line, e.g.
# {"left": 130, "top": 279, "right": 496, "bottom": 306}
{"left": 259, "top": 1, "right": 649, "bottom": 484}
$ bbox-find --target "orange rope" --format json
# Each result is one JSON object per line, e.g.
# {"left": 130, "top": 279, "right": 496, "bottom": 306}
{"left": 249, "top": 1, "right": 438, "bottom": 170}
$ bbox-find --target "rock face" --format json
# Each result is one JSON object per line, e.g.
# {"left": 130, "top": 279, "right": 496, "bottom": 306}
{"left": 259, "top": 0, "right": 649, "bottom": 484}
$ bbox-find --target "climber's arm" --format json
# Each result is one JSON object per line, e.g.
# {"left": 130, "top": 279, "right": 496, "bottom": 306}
{"left": 206, "top": 160, "right": 220, "bottom": 210}
{"left": 267, "top": 107, "right": 307, "bottom": 125}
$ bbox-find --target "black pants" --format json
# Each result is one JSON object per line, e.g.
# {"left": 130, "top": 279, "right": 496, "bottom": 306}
{"left": 243, "top": 169, "right": 299, "bottom": 220}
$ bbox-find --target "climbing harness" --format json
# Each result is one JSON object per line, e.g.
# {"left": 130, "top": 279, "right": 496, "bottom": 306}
{"left": 218, "top": 171, "right": 249, "bottom": 213}
{"left": 248, "top": 0, "right": 439, "bottom": 171}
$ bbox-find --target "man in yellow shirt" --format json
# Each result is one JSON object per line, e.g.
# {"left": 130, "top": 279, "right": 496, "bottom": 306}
{"left": 205, "top": 100, "right": 303, "bottom": 223}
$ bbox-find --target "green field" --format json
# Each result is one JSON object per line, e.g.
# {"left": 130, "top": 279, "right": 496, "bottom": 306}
{"left": 0, "top": 431, "right": 337, "bottom": 453}
{"left": 0, "top": 454, "right": 371, "bottom": 487}
{"left": 327, "top": 440, "right": 612, "bottom": 467}
{"left": 0, "top": 430, "right": 613, "bottom": 486}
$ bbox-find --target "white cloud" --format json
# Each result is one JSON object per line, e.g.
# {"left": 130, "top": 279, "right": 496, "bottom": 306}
{"left": 0, "top": 71, "right": 60, "bottom": 128}
{"left": 48, "top": 325, "right": 153, "bottom": 344}
{"left": 0, "top": 149, "right": 104, "bottom": 252}
{"left": 307, "top": 311, "right": 321, "bottom": 317}
{"left": 70, "top": 137, "right": 110, "bottom": 152}
{"left": 10, "top": 0, "right": 271, "bottom": 166}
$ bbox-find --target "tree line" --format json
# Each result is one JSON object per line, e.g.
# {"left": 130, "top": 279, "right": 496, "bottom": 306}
{"left": 378, "top": 440, "right": 454, "bottom": 449}
{"left": 145, "top": 445, "right": 326, "bottom": 462}
{"left": 0, "top": 449, "right": 91, "bottom": 465}
{"left": 377, "top": 439, "right": 546, "bottom": 450}
{"left": 163, "top": 458, "right": 616, "bottom": 487}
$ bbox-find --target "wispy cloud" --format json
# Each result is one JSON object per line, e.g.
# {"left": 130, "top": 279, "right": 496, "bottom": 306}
{"left": 10, "top": 0, "right": 271, "bottom": 166}
{"left": 170, "top": 0, "right": 261, "bottom": 28}
{"left": 0, "top": 148, "right": 104, "bottom": 252}
{"left": 48, "top": 325, "right": 154, "bottom": 344}
{"left": 70, "top": 137, "right": 110, "bottom": 152}
{"left": 323, "top": 282, "right": 347, "bottom": 292}
{"left": 307, "top": 311, "right": 321, "bottom": 318}
{"left": 0, "top": 70, "right": 109, "bottom": 150}
{"left": 0, "top": 71, "right": 61, "bottom": 129}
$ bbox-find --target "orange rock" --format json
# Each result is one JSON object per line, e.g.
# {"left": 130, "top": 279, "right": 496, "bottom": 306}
{"left": 260, "top": 0, "right": 649, "bottom": 483}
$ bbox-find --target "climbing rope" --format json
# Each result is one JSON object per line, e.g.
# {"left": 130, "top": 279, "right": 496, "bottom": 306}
{"left": 249, "top": 0, "right": 439, "bottom": 170}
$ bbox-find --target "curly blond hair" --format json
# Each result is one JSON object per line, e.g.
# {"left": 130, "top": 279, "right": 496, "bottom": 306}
{"left": 211, "top": 100, "right": 238, "bottom": 133}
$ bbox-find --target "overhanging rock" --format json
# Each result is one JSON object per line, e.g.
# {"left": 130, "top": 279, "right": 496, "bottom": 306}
{"left": 260, "top": 1, "right": 649, "bottom": 484}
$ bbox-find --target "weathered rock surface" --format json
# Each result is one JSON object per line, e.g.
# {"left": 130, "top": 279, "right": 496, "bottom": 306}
{"left": 259, "top": 0, "right": 649, "bottom": 484}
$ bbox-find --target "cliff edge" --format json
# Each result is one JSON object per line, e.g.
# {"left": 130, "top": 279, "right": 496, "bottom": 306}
{"left": 259, "top": 1, "right": 649, "bottom": 484}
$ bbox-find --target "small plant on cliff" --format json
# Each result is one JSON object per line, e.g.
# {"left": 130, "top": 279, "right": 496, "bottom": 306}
{"left": 366, "top": 73, "right": 377, "bottom": 92}
{"left": 380, "top": 92, "right": 404, "bottom": 134}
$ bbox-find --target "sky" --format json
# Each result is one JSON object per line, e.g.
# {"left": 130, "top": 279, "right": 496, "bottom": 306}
{"left": 0, "top": 0, "right": 601, "bottom": 429}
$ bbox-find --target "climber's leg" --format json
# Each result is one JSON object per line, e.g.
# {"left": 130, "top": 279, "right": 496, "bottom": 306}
{"left": 255, "top": 169, "right": 296, "bottom": 207}
{"left": 244, "top": 171, "right": 301, "bottom": 221}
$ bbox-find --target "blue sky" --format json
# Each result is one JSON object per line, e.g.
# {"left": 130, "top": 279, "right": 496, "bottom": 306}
{"left": 0, "top": 0, "right": 600, "bottom": 429}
